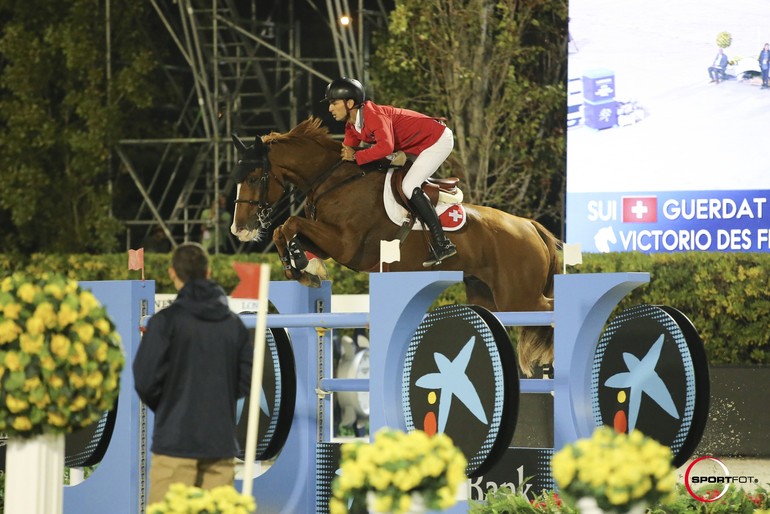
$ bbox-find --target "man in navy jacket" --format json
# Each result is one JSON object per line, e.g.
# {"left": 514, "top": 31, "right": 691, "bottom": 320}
{"left": 133, "top": 242, "right": 252, "bottom": 504}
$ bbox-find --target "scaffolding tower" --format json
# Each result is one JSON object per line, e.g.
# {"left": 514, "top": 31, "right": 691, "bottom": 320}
{"left": 118, "top": 0, "right": 389, "bottom": 254}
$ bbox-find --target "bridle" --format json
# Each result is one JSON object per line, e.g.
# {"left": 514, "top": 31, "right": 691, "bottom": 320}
{"left": 233, "top": 149, "right": 289, "bottom": 238}
{"left": 233, "top": 141, "right": 360, "bottom": 234}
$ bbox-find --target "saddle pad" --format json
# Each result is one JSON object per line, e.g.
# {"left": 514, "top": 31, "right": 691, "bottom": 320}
{"left": 382, "top": 170, "right": 467, "bottom": 232}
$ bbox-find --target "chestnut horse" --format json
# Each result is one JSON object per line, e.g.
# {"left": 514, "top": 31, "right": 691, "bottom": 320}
{"left": 231, "top": 117, "right": 560, "bottom": 375}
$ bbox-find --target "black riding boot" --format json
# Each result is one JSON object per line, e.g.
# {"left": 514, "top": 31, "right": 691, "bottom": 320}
{"left": 408, "top": 187, "right": 457, "bottom": 267}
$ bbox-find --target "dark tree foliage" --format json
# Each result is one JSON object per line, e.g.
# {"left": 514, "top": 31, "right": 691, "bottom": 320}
{"left": 0, "top": 0, "right": 164, "bottom": 253}
{"left": 370, "top": 0, "right": 567, "bottom": 231}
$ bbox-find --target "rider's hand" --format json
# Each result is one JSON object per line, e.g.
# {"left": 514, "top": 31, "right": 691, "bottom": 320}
{"left": 341, "top": 145, "right": 356, "bottom": 161}
{"left": 390, "top": 150, "right": 407, "bottom": 167}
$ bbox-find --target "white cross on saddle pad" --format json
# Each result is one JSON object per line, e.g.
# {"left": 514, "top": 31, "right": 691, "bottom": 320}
{"left": 382, "top": 169, "right": 468, "bottom": 231}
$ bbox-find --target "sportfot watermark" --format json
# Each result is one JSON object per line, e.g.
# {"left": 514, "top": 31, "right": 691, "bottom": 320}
{"left": 684, "top": 456, "right": 760, "bottom": 502}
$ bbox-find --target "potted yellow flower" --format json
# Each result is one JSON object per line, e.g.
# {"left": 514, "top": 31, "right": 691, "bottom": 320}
{"left": 330, "top": 428, "right": 467, "bottom": 514}
{"left": 551, "top": 427, "right": 677, "bottom": 514}
{"left": 0, "top": 272, "right": 124, "bottom": 514}
{"left": 146, "top": 483, "right": 256, "bottom": 514}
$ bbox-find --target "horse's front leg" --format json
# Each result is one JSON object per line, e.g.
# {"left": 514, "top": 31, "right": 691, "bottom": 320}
{"left": 279, "top": 215, "right": 354, "bottom": 260}
{"left": 272, "top": 226, "right": 303, "bottom": 282}
{"left": 275, "top": 217, "right": 343, "bottom": 287}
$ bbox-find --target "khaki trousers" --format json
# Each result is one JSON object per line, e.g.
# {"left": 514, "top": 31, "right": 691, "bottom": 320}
{"left": 148, "top": 453, "right": 235, "bottom": 505}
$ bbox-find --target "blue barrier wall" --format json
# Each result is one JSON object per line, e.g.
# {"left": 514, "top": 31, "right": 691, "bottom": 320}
{"left": 64, "top": 271, "right": 649, "bottom": 514}
{"left": 63, "top": 281, "right": 155, "bottom": 514}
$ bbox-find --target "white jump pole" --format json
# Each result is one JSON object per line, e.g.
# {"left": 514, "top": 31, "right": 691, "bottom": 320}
{"left": 5, "top": 433, "right": 65, "bottom": 514}
{"left": 241, "top": 263, "right": 271, "bottom": 500}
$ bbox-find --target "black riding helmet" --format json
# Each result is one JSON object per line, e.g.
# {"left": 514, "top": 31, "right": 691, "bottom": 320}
{"left": 324, "top": 77, "right": 365, "bottom": 107}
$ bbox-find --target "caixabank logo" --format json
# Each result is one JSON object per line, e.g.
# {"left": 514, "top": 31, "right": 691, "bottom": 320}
{"left": 402, "top": 304, "right": 519, "bottom": 477}
{"left": 591, "top": 305, "right": 709, "bottom": 467}
{"left": 684, "top": 456, "right": 759, "bottom": 501}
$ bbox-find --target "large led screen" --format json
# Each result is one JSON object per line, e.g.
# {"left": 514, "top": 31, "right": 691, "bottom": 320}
{"left": 567, "top": 0, "right": 770, "bottom": 253}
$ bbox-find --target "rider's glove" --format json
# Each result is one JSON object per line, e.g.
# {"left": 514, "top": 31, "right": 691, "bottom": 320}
{"left": 341, "top": 145, "right": 356, "bottom": 161}
{"left": 389, "top": 150, "right": 407, "bottom": 167}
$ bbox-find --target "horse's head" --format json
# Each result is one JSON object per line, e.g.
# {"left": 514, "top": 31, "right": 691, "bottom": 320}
{"left": 231, "top": 133, "right": 287, "bottom": 242}
{"left": 231, "top": 119, "right": 344, "bottom": 241}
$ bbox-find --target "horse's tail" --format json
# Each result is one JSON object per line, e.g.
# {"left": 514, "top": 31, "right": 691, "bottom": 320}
{"left": 517, "top": 220, "right": 562, "bottom": 376}
{"left": 531, "top": 219, "right": 561, "bottom": 297}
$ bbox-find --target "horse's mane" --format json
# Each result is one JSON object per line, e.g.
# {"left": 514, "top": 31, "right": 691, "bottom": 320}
{"left": 262, "top": 117, "right": 340, "bottom": 152}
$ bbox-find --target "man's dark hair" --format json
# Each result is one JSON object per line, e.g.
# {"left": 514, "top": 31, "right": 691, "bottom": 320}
{"left": 171, "top": 242, "right": 209, "bottom": 282}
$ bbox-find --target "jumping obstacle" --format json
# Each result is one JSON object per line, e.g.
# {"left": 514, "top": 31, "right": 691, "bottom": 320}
{"left": 62, "top": 271, "right": 650, "bottom": 514}
{"left": 63, "top": 281, "right": 154, "bottom": 514}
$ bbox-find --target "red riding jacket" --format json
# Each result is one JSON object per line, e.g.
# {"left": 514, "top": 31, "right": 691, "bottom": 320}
{"left": 343, "top": 101, "right": 446, "bottom": 166}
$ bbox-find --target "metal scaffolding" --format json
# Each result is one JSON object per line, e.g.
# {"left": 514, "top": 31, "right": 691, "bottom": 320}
{"left": 117, "top": 0, "right": 389, "bottom": 254}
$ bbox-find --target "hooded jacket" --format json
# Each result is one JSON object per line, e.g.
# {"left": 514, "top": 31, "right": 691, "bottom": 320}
{"left": 133, "top": 279, "right": 252, "bottom": 459}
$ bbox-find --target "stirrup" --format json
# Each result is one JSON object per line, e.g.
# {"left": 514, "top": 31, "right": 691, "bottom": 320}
{"left": 422, "top": 242, "right": 457, "bottom": 267}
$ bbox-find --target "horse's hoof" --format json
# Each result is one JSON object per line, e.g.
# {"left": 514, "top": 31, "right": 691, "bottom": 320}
{"left": 306, "top": 257, "right": 329, "bottom": 280}
{"left": 300, "top": 273, "right": 322, "bottom": 288}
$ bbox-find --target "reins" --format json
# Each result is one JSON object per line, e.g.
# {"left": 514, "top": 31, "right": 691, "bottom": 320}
{"left": 304, "top": 160, "right": 365, "bottom": 220}
{"left": 235, "top": 146, "right": 366, "bottom": 229}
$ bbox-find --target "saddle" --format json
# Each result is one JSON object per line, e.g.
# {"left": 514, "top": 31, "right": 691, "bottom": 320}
{"left": 360, "top": 157, "right": 463, "bottom": 207}
{"left": 388, "top": 162, "right": 460, "bottom": 208}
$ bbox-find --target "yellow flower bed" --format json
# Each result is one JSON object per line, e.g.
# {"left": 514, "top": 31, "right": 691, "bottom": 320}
{"left": 551, "top": 427, "right": 677, "bottom": 512}
{"left": 147, "top": 483, "right": 256, "bottom": 514}
{"left": 0, "top": 272, "right": 124, "bottom": 437}
{"left": 330, "top": 428, "right": 467, "bottom": 514}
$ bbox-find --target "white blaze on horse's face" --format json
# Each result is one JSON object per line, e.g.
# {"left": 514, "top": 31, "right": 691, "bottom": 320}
{"left": 232, "top": 183, "right": 261, "bottom": 242}
{"left": 230, "top": 184, "right": 241, "bottom": 236}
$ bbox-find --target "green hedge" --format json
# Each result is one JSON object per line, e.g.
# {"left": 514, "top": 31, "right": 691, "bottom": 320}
{"left": 1, "top": 252, "right": 768, "bottom": 366}
{"left": 573, "top": 252, "right": 770, "bottom": 366}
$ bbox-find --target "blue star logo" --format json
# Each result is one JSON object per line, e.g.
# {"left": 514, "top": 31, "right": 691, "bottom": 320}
{"left": 415, "top": 336, "right": 488, "bottom": 433}
{"left": 604, "top": 333, "right": 679, "bottom": 431}
{"left": 235, "top": 392, "right": 270, "bottom": 424}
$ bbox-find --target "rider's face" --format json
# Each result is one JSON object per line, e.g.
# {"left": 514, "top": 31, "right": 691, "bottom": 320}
{"left": 328, "top": 99, "right": 353, "bottom": 122}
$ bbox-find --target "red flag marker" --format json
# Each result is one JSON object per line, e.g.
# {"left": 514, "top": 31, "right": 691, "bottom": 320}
{"left": 128, "top": 248, "right": 145, "bottom": 281}
{"left": 231, "top": 262, "right": 262, "bottom": 298}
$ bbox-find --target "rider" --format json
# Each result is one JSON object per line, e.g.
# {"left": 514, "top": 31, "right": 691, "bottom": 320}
{"left": 324, "top": 77, "right": 457, "bottom": 267}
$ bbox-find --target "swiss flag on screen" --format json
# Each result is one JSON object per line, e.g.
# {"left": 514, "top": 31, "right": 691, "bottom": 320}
{"left": 622, "top": 196, "right": 657, "bottom": 223}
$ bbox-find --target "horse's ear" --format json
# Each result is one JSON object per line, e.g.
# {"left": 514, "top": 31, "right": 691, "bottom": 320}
{"left": 232, "top": 133, "right": 248, "bottom": 153}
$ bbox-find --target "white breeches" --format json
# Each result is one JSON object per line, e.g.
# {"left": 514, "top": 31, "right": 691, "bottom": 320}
{"left": 403, "top": 127, "right": 454, "bottom": 199}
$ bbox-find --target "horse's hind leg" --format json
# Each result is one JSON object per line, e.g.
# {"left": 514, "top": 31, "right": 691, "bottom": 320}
{"left": 484, "top": 269, "right": 554, "bottom": 377}
{"left": 517, "top": 325, "right": 554, "bottom": 377}
{"left": 463, "top": 276, "right": 498, "bottom": 311}
{"left": 465, "top": 276, "right": 551, "bottom": 376}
